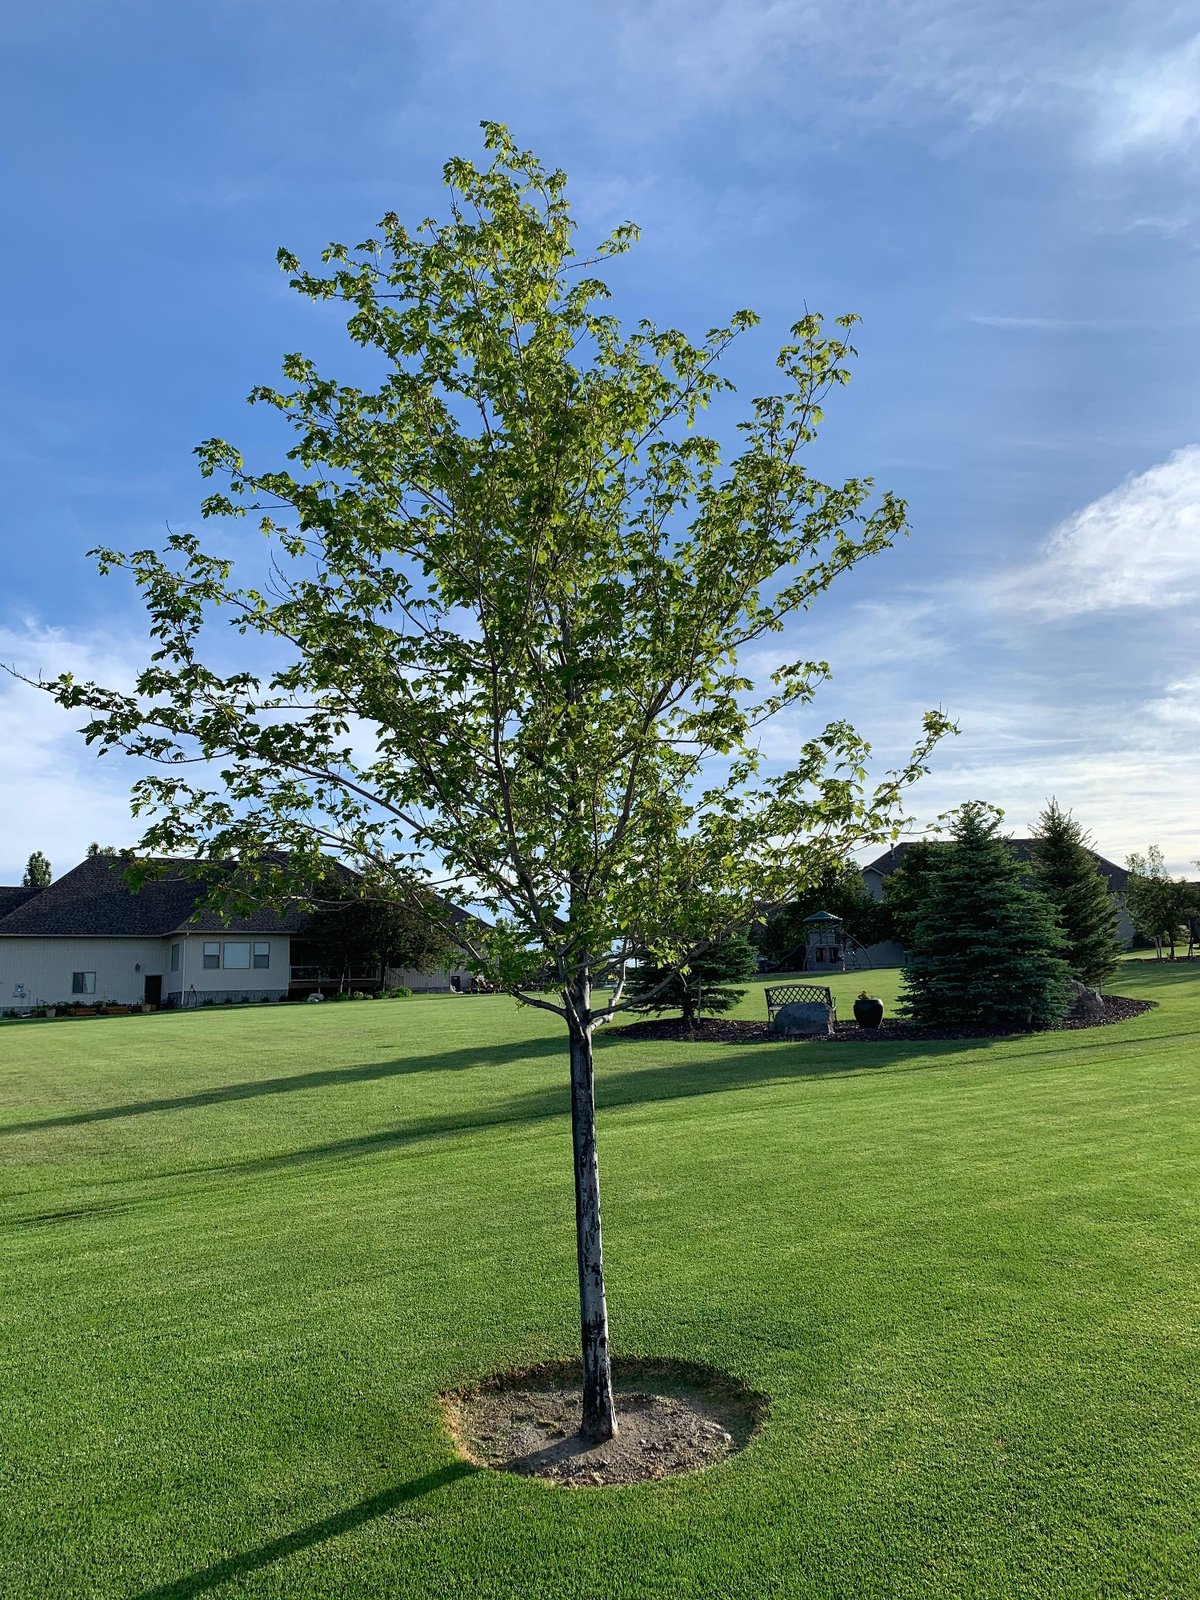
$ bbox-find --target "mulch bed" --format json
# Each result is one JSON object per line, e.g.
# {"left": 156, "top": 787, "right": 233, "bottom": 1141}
{"left": 443, "top": 1359, "right": 764, "bottom": 1487}
{"left": 606, "top": 994, "right": 1154, "bottom": 1046}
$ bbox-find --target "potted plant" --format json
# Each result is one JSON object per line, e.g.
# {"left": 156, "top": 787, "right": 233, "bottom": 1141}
{"left": 852, "top": 990, "right": 884, "bottom": 1029}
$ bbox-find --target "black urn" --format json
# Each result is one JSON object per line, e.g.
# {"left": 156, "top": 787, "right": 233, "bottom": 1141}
{"left": 852, "top": 993, "right": 884, "bottom": 1029}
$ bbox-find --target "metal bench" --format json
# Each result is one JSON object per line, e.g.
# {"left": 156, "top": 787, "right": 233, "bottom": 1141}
{"left": 764, "top": 982, "right": 835, "bottom": 1022}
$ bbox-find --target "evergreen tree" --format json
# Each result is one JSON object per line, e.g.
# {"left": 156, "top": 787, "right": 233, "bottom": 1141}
{"left": 900, "top": 803, "right": 1071, "bottom": 1029}
{"left": 1029, "top": 800, "right": 1122, "bottom": 988}
{"left": 880, "top": 839, "right": 947, "bottom": 948}
{"left": 626, "top": 934, "right": 759, "bottom": 1028}
{"left": 22, "top": 851, "right": 51, "bottom": 888}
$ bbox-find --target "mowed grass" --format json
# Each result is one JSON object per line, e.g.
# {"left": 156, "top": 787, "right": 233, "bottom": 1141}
{"left": 2, "top": 963, "right": 1199, "bottom": 1600}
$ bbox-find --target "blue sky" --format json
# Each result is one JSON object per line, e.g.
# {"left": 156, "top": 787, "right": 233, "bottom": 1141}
{"left": 1, "top": 0, "right": 1198, "bottom": 883}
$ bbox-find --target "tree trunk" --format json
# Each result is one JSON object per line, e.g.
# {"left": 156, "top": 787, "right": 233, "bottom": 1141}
{"left": 566, "top": 983, "right": 617, "bottom": 1442}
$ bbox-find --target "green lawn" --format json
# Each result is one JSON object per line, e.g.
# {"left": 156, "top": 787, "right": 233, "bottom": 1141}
{"left": 2, "top": 962, "right": 1199, "bottom": 1599}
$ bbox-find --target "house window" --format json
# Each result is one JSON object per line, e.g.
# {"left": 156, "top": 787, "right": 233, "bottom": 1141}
{"left": 71, "top": 971, "right": 96, "bottom": 995}
{"left": 252, "top": 941, "right": 270, "bottom": 970}
{"left": 223, "top": 941, "right": 251, "bottom": 970}
{"left": 170, "top": 943, "right": 180, "bottom": 972}
{"left": 202, "top": 942, "right": 220, "bottom": 970}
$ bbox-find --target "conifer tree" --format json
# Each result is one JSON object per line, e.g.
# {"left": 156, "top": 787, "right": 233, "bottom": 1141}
{"left": 900, "top": 803, "right": 1071, "bottom": 1029}
{"left": 1029, "top": 800, "right": 1121, "bottom": 988}
{"left": 626, "top": 933, "right": 759, "bottom": 1029}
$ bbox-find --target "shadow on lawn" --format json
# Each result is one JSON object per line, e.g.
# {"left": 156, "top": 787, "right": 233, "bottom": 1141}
{"left": 129, "top": 1461, "right": 474, "bottom": 1600}
{"left": 0, "top": 1034, "right": 567, "bottom": 1137}
{"left": 121, "top": 1032, "right": 1000, "bottom": 1187}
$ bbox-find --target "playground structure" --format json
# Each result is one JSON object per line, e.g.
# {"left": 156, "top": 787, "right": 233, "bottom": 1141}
{"left": 800, "top": 910, "right": 873, "bottom": 973}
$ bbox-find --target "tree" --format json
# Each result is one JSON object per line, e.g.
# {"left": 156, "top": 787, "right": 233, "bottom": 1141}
{"left": 756, "top": 859, "right": 889, "bottom": 967}
{"left": 900, "top": 803, "right": 1071, "bottom": 1029}
{"left": 1125, "top": 846, "right": 1196, "bottom": 961}
{"left": 1028, "top": 800, "right": 1121, "bottom": 988}
{"left": 880, "top": 839, "right": 946, "bottom": 949}
{"left": 22, "top": 851, "right": 51, "bottom": 888}
{"left": 86, "top": 841, "right": 118, "bottom": 857}
{"left": 625, "top": 933, "right": 758, "bottom": 1028}
{"left": 32, "top": 126, "right": 949, "bottom": 1441}
{"left": 299, "top": 879, "right": 456, "bottom": 990}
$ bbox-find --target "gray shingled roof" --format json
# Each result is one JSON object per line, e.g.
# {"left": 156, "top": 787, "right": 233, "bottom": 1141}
{"left": 0, "top": 886, "right": 43, "bottom": 919}
{"left": 0, "top": 856, "right": 305, "bottom": 938}
{"left": 862, "top": 838, "right": 1129, "bottom": 893}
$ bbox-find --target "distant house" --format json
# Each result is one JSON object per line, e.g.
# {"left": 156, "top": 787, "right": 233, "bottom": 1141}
{"left": 859, "top": 838, "right": 1135, "bottom": 967}
{"left": 0, "top": 855, "right": 475, "bottom": 1011}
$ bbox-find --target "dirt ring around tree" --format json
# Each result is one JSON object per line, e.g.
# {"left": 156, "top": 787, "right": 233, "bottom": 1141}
{"left": 441, "top": 1358, "right": 767, "bottom": 1487}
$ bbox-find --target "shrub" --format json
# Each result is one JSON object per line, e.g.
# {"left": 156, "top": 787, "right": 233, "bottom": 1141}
{"left": 625, "top": 933, "right": 759, "bottom": 1028}
{"left": 378, "top": 985, "right": 414, "bottom": 999}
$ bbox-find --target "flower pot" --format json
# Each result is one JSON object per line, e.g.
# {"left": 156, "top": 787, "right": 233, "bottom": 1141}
{"left": 853, "top": 996, "right": 884, "bottom": 1029}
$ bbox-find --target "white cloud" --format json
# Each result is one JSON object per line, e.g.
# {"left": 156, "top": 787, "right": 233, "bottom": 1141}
{"left": 1087, "top": 33, "right": 1200, "bottom": 160}
{"left": 1145, "top": 672, "right": 1200, "bottom": 729}
{"left": 0, "top": 623, "right": 146, "bottom": 885}
{"left": 1004, "top": 445, "right": 1200, "bottom": 617}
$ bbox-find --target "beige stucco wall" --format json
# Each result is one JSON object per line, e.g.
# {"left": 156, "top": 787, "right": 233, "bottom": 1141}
{"left": 0, "top": 937, "right": 171, "bottom": 1008}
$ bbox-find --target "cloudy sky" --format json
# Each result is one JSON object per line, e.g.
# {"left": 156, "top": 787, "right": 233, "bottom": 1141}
{"left": 1, "top": 0, "right": 1198, "bottom": 883}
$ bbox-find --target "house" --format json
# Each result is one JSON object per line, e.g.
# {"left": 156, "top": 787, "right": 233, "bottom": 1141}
{"left": 0, "top": 855, "right": 475, "bottom": 1011}
{"left": 858, "top": 838, "right": 1135, "bottom": 968}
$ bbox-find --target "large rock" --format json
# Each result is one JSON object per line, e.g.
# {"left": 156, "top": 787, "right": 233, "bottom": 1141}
{"left": 1066, "top": 978, "right": 1104, "bottom": 1022}
{"left": 770, "top": 1001, "right": 834, "bottom": 1039}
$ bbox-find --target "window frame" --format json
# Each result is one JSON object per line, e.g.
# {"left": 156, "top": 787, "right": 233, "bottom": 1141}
{"left": 71, "top": 971, "right": 97, "bottom": 995}
{"left": 252, "top": 941, "right": 270, "bottom": 970}
{"left": 222, "top": 941, "right": 251, "bottom": 971}
{"left": 202, "top": 941, "right": 220, "bottom": 971}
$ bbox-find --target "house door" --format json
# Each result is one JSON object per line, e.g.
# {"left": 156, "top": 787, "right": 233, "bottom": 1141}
{"left": 144, "top": 974, "right": 163, "bottom": 1007}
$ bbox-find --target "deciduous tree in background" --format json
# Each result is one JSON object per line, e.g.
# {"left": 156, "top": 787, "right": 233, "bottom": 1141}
{"left": 1029, "top": 800, "right": 1121, "bottom": 988}
{"left": 22, "top": 851, "right": 51, "bottom": 888}
{"left": 34, "top": 127, "right": 949, "bottom": 1441}
{"left": 299, "top": 877, "right": 456, "bottom": 991}
{"left": 755, "top": 859, "right": 889, "bottom": 966}
{"left": 1125, "top": 846, "right": 1196, "bottom": 961}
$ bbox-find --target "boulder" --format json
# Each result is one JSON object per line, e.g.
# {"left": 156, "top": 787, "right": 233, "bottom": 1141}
{"left": 1066, "top": 978, "right": 1104, "bottom": 1022}
{"left": 770, "top": 1001, "right": 834, "bottom": 1039}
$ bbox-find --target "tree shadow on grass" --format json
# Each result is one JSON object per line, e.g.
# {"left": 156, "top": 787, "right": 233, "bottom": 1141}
{"left": 0, "top": 1035, "right": 567, "bottom": 1137}
{"left": 128, "top": 1461, "right": 474, "bottom": 1600}
{"left": 7, "top": 1019, "right": 1173, "bottom": 1226}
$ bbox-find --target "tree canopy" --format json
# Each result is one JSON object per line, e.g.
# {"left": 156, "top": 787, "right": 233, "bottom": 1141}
{"left": 755, "top": 859, "right": 889, "bottom": 967}
{"left": 298, "top": 878, "right": 456, "bottom": 989}
{"left": 1125, "top": 846, "right": 1196, "bottom": 961}
{"left": 22, "top": 851, "right": 51, "bottom": 888}
{"left": 32, "top": 125, "right": 950, "bottom": 1439}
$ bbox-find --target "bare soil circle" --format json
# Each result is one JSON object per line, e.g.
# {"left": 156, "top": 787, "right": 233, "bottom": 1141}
{"left": 442, "top": 1358, "right": 766, "bottom": 1487}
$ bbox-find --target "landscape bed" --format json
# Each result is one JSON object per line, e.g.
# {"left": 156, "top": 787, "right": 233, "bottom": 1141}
{"left": 2, "top": 960, "right": 1198, "bottom": 1598}
{"left": 610, "top": 993, "right": 1154, "bottom": 1044}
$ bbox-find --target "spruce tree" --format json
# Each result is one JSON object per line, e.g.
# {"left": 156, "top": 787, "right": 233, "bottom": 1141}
{"left": 626, "top": 934, "right": 759, "bottom": 1028}
{"left": 900, "top": 803, "right": 1071, "bottom": 1029}
{"left": 1029, "top": 800, "right": 1121, "bottom": 988}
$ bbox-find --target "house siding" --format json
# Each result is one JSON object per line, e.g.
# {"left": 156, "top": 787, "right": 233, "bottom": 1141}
{"left": 165, "top": 933, "right": 291, "bottom": 1004}
{"left": 0, "top": 937, "right": 171, "bottom": 1008}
